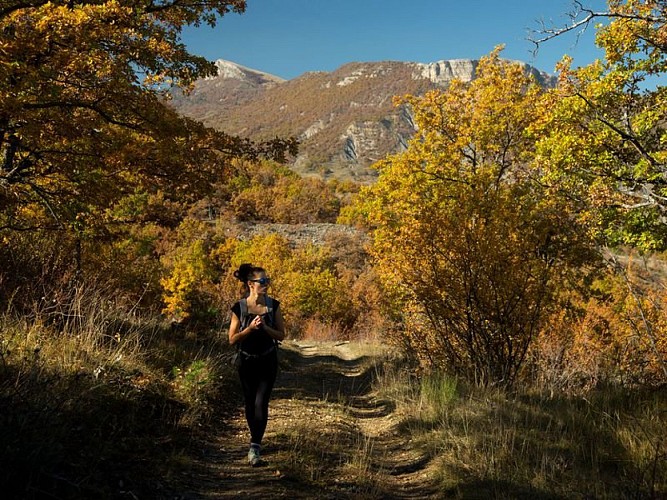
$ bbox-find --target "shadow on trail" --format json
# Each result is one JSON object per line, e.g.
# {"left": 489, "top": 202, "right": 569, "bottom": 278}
{"left": 172, "top": 343, "right": 424, "bottom": 499}
{"left": 171, "top": 344, "right": 667, "bottom": 500}
{"left": 273, "top": 344, "right": 396, "bottom": 418}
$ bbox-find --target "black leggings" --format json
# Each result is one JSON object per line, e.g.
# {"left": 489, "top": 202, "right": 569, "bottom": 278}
{"left": 238, "top": 351, "right": 278, "bottom": 445}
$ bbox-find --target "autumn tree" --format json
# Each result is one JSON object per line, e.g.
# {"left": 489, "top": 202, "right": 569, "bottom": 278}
{"left": 0, "top": 0, "right": 299, "bottom": 305}
{"left": 344, "top": 49, "right": 596, "bottom": 387}
{"left": 532, "top": 0, "right": 667, "bottom": 250}
{"left": 526, "top": 0, "right": 667, "bottom": 385}
{"left": 206, "top": 233, "right": 361, "bottom": 334}
{"left": 223, "top": 159, "right": 341, "bottom": 223}
{"left": 1, "top": 0, "right": 248, "bottom": 225}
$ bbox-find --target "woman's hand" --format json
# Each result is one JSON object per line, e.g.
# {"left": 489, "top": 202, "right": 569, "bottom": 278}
{"left": 250, "top": 315, "right": 263, "bottom": 330}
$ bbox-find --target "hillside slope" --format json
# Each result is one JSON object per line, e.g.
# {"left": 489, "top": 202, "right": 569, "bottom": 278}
{"left": 171, "top": 58, "right": 556, "bottom": 182}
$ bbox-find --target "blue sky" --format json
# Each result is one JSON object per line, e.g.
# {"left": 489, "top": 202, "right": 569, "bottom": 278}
{"left": 182, "top": 0, "right": 609, "bottom": 80}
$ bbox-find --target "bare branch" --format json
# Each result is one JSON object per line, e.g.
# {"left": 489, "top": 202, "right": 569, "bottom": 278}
{"left": 529, "top": 0, "right": 665, "bottom": 53}
{"left": 0, "top": 1, "right": 48, "bottom": 19}
{"left": 605, "top": 251, "right": 667, "bottom": 380}
{"left": 24, "top": 100, "right": 144, "bottom": 130}
{"left": 23, "top": 180, "right": 65, "bottom": 228}
{"left": 529, "top": 1, "right": 606, "bottom": 53}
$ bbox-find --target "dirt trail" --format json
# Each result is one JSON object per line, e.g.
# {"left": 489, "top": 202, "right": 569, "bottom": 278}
{"left": 174, "top": 340, "right": 441, "bottom": 499}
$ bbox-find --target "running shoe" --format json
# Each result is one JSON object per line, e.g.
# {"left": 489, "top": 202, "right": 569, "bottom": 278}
{"left": 248, "top": 445, "right": 261, "bottom": 466}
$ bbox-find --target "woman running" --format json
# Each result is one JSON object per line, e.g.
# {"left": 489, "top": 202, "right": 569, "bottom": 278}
{"left": 228, "top": 263, "right": 285, "bottom": 466}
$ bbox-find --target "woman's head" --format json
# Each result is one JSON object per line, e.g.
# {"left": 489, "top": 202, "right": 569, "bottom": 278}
{"left": 233, "top": 263, "right": 270, "bottom": 297}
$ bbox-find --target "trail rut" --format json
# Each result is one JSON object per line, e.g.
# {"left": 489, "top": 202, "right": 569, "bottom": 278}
{"left": 172, "top": 340, "right": 440, "bottom": 499}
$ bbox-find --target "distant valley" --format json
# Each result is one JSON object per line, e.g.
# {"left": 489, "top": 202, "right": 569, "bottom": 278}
{"left": 170, "top": 58, "right": 556, "bottom": 182}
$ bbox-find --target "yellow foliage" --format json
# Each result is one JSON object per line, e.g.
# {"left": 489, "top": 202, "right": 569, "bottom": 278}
{"left": 158, "top": 218, "right": 218, "bottom": 322}
{"left": 212, "top": 233, "right": 360, "bottom": 334}
{"left": 0, "top": 0, "right": 261, "bottom": 275}
{"left": 160, "top": 239, "right": 212, "bottom": 321}
{"left": 350, "top": 48, "right": 598, "bottom": 386}
{"left": 535, "top": 0, "right": 667, "bottom": 251}
{"left": 227, "top": 160, "right": 341, "bottom": 223}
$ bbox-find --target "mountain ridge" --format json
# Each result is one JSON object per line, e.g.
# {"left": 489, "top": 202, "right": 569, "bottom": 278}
{"left": 171, "top": 58, "right": 556, "bottom": 182}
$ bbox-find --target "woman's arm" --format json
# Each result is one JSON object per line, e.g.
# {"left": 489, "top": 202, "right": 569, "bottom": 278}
{"left": 262, "top": 306, "right": 286, "bottom": 342}
{"left": 228, "top": 312, "right": 262, "bottom": 345}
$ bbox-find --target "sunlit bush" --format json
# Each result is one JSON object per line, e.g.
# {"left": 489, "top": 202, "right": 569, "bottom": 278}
{"left": 212, "top": 233, "right": 369, "bottom": 337}
{"left": 226, "top": 159, "right": 342, "bottom": 223}
{"left": 531, "top": 254, "right": 667, "bottom": 391}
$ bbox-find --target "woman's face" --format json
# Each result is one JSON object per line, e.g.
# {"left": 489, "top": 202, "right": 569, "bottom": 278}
{"left": 248, "top": 271, "right": 270, "bottom": 295}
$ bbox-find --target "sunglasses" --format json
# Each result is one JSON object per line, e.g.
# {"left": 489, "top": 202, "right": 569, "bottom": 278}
{"left": 250, "top": 277, "right": 271, "bottom": 285}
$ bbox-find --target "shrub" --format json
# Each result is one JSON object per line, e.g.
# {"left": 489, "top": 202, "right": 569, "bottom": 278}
{"left": 213, "top": 233, "right": 368, "bottom": 337}
{"left": 531, "top": 253, "right": 667, "bottom": 391}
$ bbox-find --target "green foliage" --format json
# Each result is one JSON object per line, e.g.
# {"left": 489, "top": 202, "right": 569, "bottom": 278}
{"left": 418, "top": 372, "right": 458, "bottom": 422}
{"left": 171, "top": 360, "right": 212, "bottom": 403}
{"left": 533, "top": 0, "right": 667, "bottom": 252}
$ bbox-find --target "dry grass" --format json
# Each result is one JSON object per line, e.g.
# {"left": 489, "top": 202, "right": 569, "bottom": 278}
{"left": 266, "top": 341, "right": 390, "bottom": 497}
{"left": 3, "top": 296, "right": 665, "bottom": 500}
{"left": 374, "top": 359, "right": 667, "bottom": 499}
{"left": 242, "top": 341, "right": 665, "bottom": 497}
{"left": 273, "top": 398, "right": 380, "bottom": 491}
{"left": 0, "top": 284, "right": 238, "bottom": 499}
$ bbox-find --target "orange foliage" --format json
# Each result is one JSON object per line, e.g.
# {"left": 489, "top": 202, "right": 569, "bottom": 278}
{"left": 227, "top": 160, "right": 341, "bottom": 223}
{"left": 348, "top": 48, "right": 598, "bottom": 387}
{"left": 532, "top": 254, "right": 667, "bottom": 391}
